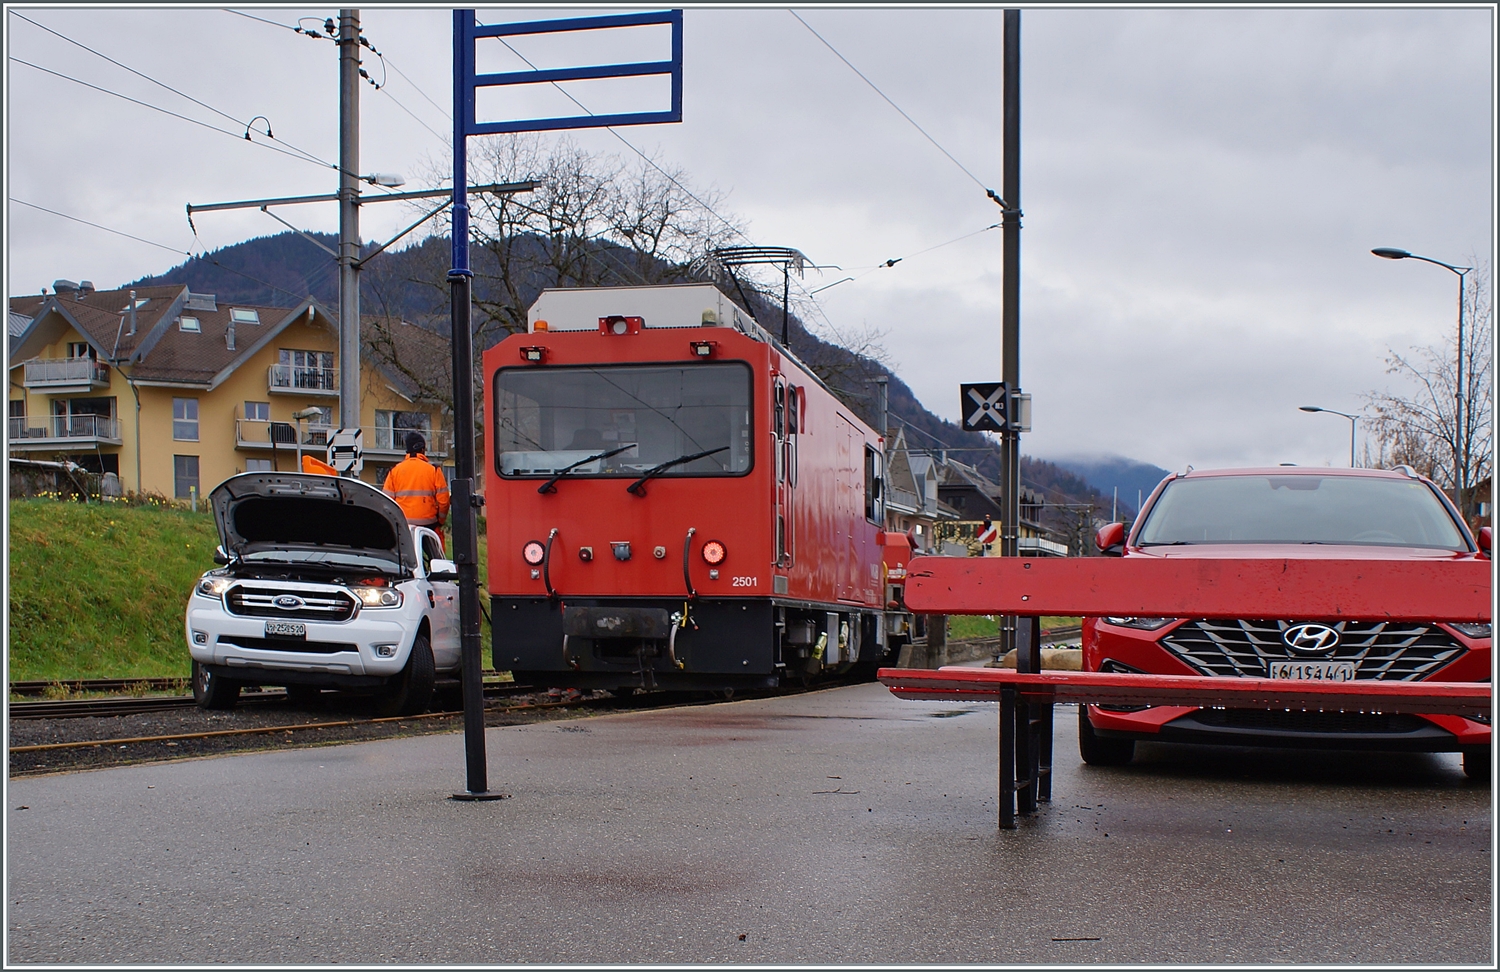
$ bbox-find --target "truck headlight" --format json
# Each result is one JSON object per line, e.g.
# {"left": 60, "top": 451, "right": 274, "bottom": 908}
{"left": 354, "top": 587, "right": 402, "bottom": 608}
{"left": 196, "top": 576, "right": 232, "bottom": 599}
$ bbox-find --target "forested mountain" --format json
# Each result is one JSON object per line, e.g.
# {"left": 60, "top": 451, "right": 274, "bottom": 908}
{"left": 129, "top": 230, "right": 1128, "bottom": 534}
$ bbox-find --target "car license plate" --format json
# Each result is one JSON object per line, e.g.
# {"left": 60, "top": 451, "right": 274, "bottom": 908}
{"left": 1267, "top": 661, "right": 1356, "bottom": 681}
{"left": 264, "top": 621, "right": 306, "bottom": 639}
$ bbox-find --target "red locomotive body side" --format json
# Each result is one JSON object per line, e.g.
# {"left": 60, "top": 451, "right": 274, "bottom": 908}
{"left": 482, "top": 285, "right": 890, "bottom": 691}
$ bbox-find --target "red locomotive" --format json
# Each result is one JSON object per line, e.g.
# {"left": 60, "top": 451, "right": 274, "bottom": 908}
{"left": 483, "top": 283, "right": 900, "bottom": 691}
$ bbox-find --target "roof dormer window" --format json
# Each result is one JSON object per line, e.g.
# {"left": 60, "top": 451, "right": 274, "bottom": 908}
{"left": 179, "top": 316, "right": 200, "bottom": 333}
{"left": 230, "top": 308, "right": 260, "bottom": 324}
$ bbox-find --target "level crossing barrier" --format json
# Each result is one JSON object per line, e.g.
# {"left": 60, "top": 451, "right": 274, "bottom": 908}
{"left": 877, "top": 555, "right": 1492, "bottom": 828}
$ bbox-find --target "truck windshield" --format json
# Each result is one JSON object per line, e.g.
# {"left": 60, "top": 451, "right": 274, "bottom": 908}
{"left": 1136, "top": 475, "right": 1468, "bottom": 550}
{"left": 493, "top": 363, "right": 752, "bottom": 479}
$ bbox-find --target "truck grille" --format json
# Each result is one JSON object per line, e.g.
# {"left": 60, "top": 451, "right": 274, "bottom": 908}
{"left": 225, "top": 586, "right": 357, "bottom": 622}
{"left": 1161, "top": 619, "right": 1465, "bottom": 681}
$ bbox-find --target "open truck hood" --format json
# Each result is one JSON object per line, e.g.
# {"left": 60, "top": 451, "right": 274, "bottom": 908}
{"left": 210, "top": 472, "right": 416, "bottom": 573}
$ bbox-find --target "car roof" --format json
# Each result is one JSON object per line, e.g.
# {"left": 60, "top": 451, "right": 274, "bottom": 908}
{"left": 1179, "top": 466, "right": 1416, "bottom": 481}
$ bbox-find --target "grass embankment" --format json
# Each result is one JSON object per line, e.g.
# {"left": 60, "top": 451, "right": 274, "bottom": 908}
{"left": 9, "top": 499, "right": 217, "bottom": 681}
{"left": 8, "top": 498, "right": 492, "bottom": 683}
{"left": 948, "top": 615, "right": 1082, "bottom": 640}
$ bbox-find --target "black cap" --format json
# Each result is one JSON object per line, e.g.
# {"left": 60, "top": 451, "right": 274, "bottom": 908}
{"left": 404, "top": 431, "right": 426, "bottom": 455}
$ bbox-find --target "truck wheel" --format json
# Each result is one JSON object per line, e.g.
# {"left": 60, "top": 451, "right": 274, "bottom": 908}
{"left": 1462, "top": 745, "right": 1491, "bottom": 781}
{"left": 1078, "top": 708, "right": 1134, "bottom": 766}
{"left": 192, "top": 660, "right": 240, "bottom": 710}
{"left": 375, "top": 634, "right": 436, "bottom": 717}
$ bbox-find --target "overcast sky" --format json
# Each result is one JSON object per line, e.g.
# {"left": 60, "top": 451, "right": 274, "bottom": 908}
{"left": 5, "top": 5, "right": 1494, "bottom": 472}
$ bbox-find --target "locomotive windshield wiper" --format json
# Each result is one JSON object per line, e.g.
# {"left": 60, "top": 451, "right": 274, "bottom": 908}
{"left": 537, "top": 444, "right": 635, "bottom": 494}
{"left": 627, "top": 446, "right": 729, "bottom": 496}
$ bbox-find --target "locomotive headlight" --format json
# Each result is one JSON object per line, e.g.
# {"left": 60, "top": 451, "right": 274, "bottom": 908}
{"left": 523, "top": 540, "right": 547, "bottom": 565}
{"left": 196, "top": 576, "right": 232, "bottom": 599}
{"left": 354, "top": 587, "right": 402, "bottom": 608}
{"left": 702, "top": 540, "right": 727, "bottom": 565}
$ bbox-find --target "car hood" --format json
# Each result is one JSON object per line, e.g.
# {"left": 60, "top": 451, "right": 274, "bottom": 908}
{"left": 1126, "top": 542, "right": 1475, "bottom": 561}
{"left": 210, "top": 472, "right": 415, "bottom": 572}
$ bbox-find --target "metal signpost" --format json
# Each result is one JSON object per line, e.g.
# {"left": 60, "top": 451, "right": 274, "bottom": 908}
{"left": 449, "top": 9, "right": 684, "bottom": 800}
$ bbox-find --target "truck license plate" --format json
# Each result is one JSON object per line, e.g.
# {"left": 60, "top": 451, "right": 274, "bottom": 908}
{"left": 1267, "top": 661, "right": 1355, "bottom": 681}
{"left": 264, "top": 621, "right": 306, "bottom": 638}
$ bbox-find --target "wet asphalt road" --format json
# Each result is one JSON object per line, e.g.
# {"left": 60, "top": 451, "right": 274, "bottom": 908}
{"left": 6, "top": 682, "right": 1491, "bottom": 964}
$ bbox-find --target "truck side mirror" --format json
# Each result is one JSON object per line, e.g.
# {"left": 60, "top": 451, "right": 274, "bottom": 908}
{"left": 1478, "top": 526, "right": 1491, "bottom": 557}
{"left": 1095, "top": 521, "right": 1126, "bottom": 557}
{"left": 428, "top": 557, "right": 458, "bottom": 580}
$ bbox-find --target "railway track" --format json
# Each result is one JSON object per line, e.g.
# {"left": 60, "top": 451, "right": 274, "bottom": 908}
{"left": 8, "top": 678, "right": 529, "bottom": 720}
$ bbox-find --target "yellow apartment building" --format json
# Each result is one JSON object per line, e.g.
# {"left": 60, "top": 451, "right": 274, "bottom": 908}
{"left": 8, "top": 282, "right": 453, "bottom": 499}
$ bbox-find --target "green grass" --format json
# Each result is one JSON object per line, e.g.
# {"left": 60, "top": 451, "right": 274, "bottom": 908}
{"left": 7, "top": 498, "right": 499, "bottom": 683}
{"left": 8, "top": 499, "right": 219, "bottom": 681}
{"left": 947, "top": 615, "right": 1082, "bottom": 639}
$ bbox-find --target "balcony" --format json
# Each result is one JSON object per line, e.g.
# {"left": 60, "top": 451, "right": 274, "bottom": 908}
{"left": 369, "top": 427, "right": 449, "bottom": 459}
{"left": 23, "top": 357, "right": 111, "bottom": 392}
{"left": 235, "top": 419, "right": 334, "bottom": 451}
{"left": 268, "top": 364, "right": 338, "bottom": 396}
{"left": 7, "top": 414, "right": 122, "bottom": 449}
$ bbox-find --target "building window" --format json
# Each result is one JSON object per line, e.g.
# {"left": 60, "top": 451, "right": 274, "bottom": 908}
{"left": 244, "top": 401, "right": 270, "bottom": 422}
{"left": 245, "top": 458, "right": 272, "bottom": 472}
{"left": 179, "top": 316, "right": 200, "bottom": 332}
{"left": 67, "top": 342, "right": 95, "bottom": 359}
{"left": 375, "top": 409, "right": 431, "bottom": 451}
{"left": 276, "top": 349, "right": 335, "bottom": 390}
{"left": 230, "top": 308, "right": 260, "bottom": 324}
{"left": 8, "top": 399, "right": 24, "bottom": 419}
{"left": 173, "top": 398, "right": 199, "bottom": 440}
{"left": 174, "top": 455, "right": 200, "bottom": 499}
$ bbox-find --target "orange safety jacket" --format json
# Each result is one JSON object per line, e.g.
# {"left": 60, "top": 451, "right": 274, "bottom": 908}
{"left": 383, "top": 453, "right": 451, "bottom": 527}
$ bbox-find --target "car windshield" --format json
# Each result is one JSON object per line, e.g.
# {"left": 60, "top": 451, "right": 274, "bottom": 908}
{"left": 493, "top": 363, "right": 752, "bottom": 479}
{"left": 1135, "top": 475, "right": 1468, "bottom": 550}
{"left": 238, "top": 547, "right": 399, "bottom": 571}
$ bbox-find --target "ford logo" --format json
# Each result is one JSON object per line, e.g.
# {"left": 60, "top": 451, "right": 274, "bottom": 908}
{"left": 1283, "top": 622, "right": 1340, "bottom": 655}
{"left": 273, "top": 595, "right": 306, "bottom": 610}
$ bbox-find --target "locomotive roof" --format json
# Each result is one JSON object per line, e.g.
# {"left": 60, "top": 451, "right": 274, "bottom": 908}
{"left": 527, "top": 283, "right": 861, "bottom": 428}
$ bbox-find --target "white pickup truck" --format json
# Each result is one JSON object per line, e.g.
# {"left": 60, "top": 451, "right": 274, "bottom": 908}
{"left": 185, "top": 472, "right": 460, "bottom": 715}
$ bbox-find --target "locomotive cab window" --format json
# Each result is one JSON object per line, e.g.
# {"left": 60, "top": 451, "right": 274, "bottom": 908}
{"left": 865, "top": 445, "right": 884, "bottom": 522}
{"left": 493, "top": 363, "right": 753, "bottom": 479}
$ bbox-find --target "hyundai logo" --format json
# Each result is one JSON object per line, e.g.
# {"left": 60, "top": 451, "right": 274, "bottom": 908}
{"left": 273, "top": 595, "right": 306, "bottom": 610}
{"left": 1283, "top": 622, "right": 1340, "bottom": 655}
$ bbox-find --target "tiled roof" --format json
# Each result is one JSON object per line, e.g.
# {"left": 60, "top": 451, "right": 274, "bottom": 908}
{"left": 362, "top": 315, "right": 451, "bottom": 403}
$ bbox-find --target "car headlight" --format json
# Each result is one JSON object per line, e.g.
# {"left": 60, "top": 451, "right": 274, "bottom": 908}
{"left": 353, "top": 587, "right": 402, "bottom": 608}
{"left": 1449, "top": 622, "right": 1492, "bottom": 639}
{"left": 196, "top": 576, "right": 233, "bottom": 599}
{"left": 1101, "top": 616, "right": 1175, "bottom": 631}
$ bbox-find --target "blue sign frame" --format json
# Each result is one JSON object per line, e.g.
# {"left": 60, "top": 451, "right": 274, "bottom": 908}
{"left": 455, "top": 10, "right": 683, "bottom": 137}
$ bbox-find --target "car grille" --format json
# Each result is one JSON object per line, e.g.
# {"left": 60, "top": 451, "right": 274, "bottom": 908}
{"left": 225, "top": 586, "right": 356, "bottom": 622}
{"left": 217, "top": 635, "right": 357, "bottom": 654}
{"left": 1161, "top": 619, "right": 1465, "bottom": 681}
{"left": 1189, "top": 708, "right": 1430, "bottom": 734}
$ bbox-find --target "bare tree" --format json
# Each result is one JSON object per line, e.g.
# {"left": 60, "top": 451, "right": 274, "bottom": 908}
{"left": 369, "top": 136, "right": 746, "bottom": 445}
{"left": 1363, "top": 261, "right": 1492, "bottom": 521}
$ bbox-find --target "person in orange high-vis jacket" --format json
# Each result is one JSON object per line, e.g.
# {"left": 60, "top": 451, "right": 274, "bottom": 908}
{"left": 384, "top": 432, "right": 450, "bottom": 538}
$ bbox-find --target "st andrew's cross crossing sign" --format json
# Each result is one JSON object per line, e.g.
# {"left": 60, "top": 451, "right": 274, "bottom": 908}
{"left": 962, "top": 382, "right": 1009, "bottom": 433}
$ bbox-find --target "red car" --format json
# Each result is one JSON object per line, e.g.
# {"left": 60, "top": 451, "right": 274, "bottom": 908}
{"left": 1081, "top": 466, "right": 1492, "bottom": 779}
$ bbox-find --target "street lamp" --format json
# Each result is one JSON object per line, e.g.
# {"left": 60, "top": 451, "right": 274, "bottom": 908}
{"left": 292, "top": 406, "right": 325, "bottom": 472}
{"left": 1371, "top": 247, "right": 1473, "bottom": 519}
{"left": 1299, "top": 406, "right": 1360, "bottom": 467}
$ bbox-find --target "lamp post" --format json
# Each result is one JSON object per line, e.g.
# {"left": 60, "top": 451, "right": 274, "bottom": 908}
{"left": 292, "top": 406, "right": 325, "bottom": 473}
{"left": 1299, "top": 406, "right": 1360, "bottom": 467}
{"left": 1371, "top": 247, "right": 1473, "bottom": 520}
